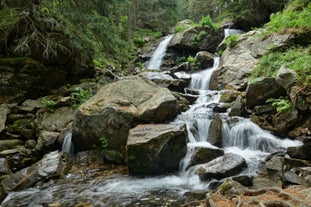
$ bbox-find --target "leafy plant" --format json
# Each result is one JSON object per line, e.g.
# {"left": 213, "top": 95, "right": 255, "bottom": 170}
{"left": 187, "top": 55, "right": 201, "bottom": 69}
{"left": 192, "top": 31, "right": 208, "bottom": 43}
{"left": 250, "top": 46, "right": 311, "bottom": 85}
{"left": 266, "top": 97, "right": 292, "bottom": 113}
{"left": 175, "top": 25, "right": 188, "bottom": 33}
{"left": 70, "top": 87, "right": 93, "bottom": 108}
{"left": 187, "top": 55, "right": 196, "bottom": 64}
{"left": 224, "top": 34, "right": 239, "bottom": 48}
{"left": 41, "top": 98, "right": 56, "bottom": 109}
{"left": 198, "top": 16, "right": 217, "bottom": 31}
{"left": 100, "top": 136, "right": 109, "bottom": 149}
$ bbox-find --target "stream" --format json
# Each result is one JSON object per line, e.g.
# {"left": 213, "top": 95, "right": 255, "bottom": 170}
{"left": 1, "top": 35, "right": 302, "bottom": 207}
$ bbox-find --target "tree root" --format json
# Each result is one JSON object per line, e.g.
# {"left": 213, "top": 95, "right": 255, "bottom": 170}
{"left": 180, "top": 199, "right": 205, "bottom": 207}
{"left": 200, "top": 186, "right": 311, "bottom": 207}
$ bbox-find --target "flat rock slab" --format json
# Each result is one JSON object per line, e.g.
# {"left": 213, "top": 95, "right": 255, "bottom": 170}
{"left": 196, "top": 153, "right": 247, "bottom": 180}
{"left": 1, "top": 151, "right": 70, "bottom": 193}
{"left": 127, "top": 123, "right": 187, "bottom": 175}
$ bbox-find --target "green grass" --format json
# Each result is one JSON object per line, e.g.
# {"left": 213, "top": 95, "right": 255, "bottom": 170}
{"left": 264, "top": 1, "right": 311, "bottom": 33}
{"left": 250, "top": 46, "right": 311, "bottom": 85}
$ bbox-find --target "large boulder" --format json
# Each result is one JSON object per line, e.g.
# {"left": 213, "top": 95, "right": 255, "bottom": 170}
{"left": 245, "top": 78, "right": 286, "bottom": 108}
{"left": 1, "top": 151, "right": 69, "bottom": 194}
{"left": 211, "top": 31, "right": 295, "bottom": 90}
{"left": 72, "top": 76, "right": 179, "bottom": 162}
{"left": 196, "top": 153, "right": 247, "bottom": 180}
{"left": 126, "top": 124, "right": 187, "bottom": 175}
{"left": 168, "top": 27, "right": 222, "bottom": 53}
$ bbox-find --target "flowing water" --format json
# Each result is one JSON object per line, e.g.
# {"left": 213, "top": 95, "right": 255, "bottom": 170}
{"left": 61, "top": 129, "right": 74, "bottom": 155}
{"left": 1, "top": 58, "right": 303, "bottom": 207}
{"left": 147, "top": 34, "right": 173, "bottom": 70}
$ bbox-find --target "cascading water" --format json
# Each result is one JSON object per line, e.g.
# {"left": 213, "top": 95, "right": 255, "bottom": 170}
{"left": 147, "top": 34, "right": 173, "bottom": 70}
{"left": 61, "top": 129, "right": 74, "bottom": 155}
{"left": 1, "top": 58, "right": 303, "bottom": 207}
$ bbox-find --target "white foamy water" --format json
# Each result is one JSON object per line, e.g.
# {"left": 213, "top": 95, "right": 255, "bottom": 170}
{"left": 1, "top": 56, "right": 303, "bottom": 207}
{"left": 147, "top": 34, "right": 173, "bottom": 70}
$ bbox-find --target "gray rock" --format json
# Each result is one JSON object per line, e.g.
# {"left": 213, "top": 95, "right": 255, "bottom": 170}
{"left": 195, "top": 51, "right": 215, "bottom": 68}
{"left": 126, "top": 124, "right": 187, "bottom": 175}
{"left": 213, "top": 31, "right": 294, "bottom": 90}
{"left": 168, "top": 26, "right": 221, "bottom": 52}
{"left": 0, "top": 104, "right": 10, "bottom": 133}
{"left": 229, "top": 95, "right": 245, "bottom": 116}
{"left": 36, "top": 131, "right": 61, "bottom": 152}
{"left": 245, "top": 78, "right": 286, "bottom": 108}
{"left": 0, "top": 140, "right": 24, "bottom": 151}
{"left": 72, "top": 76, "right": 179, "bottom": 162}
{"left": 1, "top": 151, "right": 70, "bottom": 193}
{"left": 18, "top": 99, "right": 43, "bottom": 113}
{"left": 0, "top": 158, "right": 11, "bottom": 176}
{"left": 217, "top": 178, "right": 245, "bottom": 198}
{"left": 276, "top": 65, "right": 297, "bottom": 90}
{"left": 208, "top": 114, "right": 223, "bottom": 147}
{"left": 185, "top": 144, "right": 224, "bottom": 170}
{"left": 287, "top": 144, "right": 311, "bottom": 161}
{"left": 37, "top": 107, "right": 75, "bottom": 132}
{"left": 253, "top": 156, "right": 284, "bottom": 188}
{"left": 273, "top": 108, "right": 299, "bottom": 134}
{"left": 196, "top": 153, "right": 247, "bottom": 180}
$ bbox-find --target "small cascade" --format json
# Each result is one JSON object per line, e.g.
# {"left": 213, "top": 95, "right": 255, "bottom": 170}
{"left": 189, "top": 57, "right": 220, "bottom": 90}
{"left": 224, "top": 28, "right": 244, "bottom": 38}
{"left": 147, "top": 34, "right": 173, "bottom": 70}
{"left": 61, "top": 129, "right": 74, "bottom": 155}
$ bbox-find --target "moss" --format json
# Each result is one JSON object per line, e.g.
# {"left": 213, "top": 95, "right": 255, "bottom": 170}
{"left": 0, "top": 57, "right": 29, "bottom": 67}
{"left": 0, "top": 6, "right": 19, "bottom": 29}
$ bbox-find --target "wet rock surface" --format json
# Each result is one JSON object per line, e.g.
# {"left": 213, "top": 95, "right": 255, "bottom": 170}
{"left": 127, "top": 124, "right": 187, "bottom": 175}
{"left": 72, "top": 76, "right": 179, "bottom": 162}
{"left": 1, "top": 151, "right": 69, "bottom": 195}
{"left": 196, "top": 153, "right": 247, "bottom": 180}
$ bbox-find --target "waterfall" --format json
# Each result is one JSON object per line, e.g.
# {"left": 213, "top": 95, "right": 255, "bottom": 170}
{"left": 61, "top": 129, "right": 74, "bottom": 155}
{"left": 175, "top": 57, "right": 301, "bottom": 176}
{"left": 224, "top": 28, "right": 244, "bottom": 38}
{"left": 1, "top": 57, "right": 303, "bottom": 207}
{"left": 147, "top": 34, "right": 173, "bottom": 70}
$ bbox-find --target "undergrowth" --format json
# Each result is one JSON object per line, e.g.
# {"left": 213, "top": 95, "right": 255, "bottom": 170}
{"left": 250, "top": 46, "right": 311, "bottom": 85}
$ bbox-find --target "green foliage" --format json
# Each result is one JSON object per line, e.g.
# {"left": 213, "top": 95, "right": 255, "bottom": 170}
{"left": 176, "top": 56, "right": 187, "bottom": 64}
{"left": 187, "top": 55, "right": 196, "bottom": 64}
{"left": 266, "top": 97, "right": 292, "bottom": 113}
{"left": 175, "top": 25, "right": 188, "bottom": 33}
{"left": 187, "top": 55, "right": 201, "bottom": 69}
{"left": 265, "top": 1, "right": 311, "bottom": 33}
{"left": 41, "top": 98, "right": 56, "bottom": 109}
{"left": 100, "top": 136, "right": 109, "bottom": 149}
{"left": 133, "top": 38, "right": 145, "bottom": 48}
{"left": 250, "top": 46, "right": 311, "bottom": 85}
{"left": 224, "top": 34, "right": 239, "bottom": 48}
{"left": 192, "top": 31, "right": 208, "bottom": 43}
{"left": 70, "top": 87, "right": 93, "bottom": 108}
{"left": 198, "top": 16, "right": 217, "bottom": 30}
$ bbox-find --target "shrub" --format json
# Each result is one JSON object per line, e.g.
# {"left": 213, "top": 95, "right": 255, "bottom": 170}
{"left": 70, "top": 87, "right": 93, "bottom": 108}
{"left": 224, "top": 34, "right": 239, "bottom": 48}
{"left": 175, "top": 25, "right": 188, "bottom": 33}
{"left": 266, "top": 97, "right": 292, "bottom": 113}
{"left": 250, "top": 46, "right": 311, "bottom": 85}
